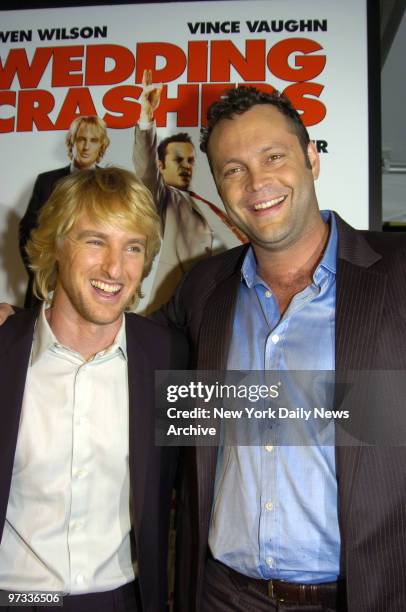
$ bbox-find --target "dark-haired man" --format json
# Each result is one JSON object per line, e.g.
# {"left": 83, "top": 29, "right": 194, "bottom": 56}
{"left": 159, "top": 86, "right": 406, "bottom": 611}
{"left": 2, "top": 87, "right": 405, "bottom": 612}
{"left": 133, "top": 70, "right": 246, "bottom": 314}
{"left": 156, "top": 131, "right": 195, "bottom": 191}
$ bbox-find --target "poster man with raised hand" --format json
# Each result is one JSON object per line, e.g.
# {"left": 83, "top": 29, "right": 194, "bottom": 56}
{"left": 133, "top": 69, "right": 246, "bottom": 314}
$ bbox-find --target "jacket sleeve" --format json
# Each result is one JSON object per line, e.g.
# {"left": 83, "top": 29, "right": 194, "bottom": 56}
{"left": 133, "top": 123, "right": 170, "bottom": 227}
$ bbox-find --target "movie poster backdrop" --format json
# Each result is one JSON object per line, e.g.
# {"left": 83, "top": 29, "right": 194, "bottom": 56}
{"left": 0, "top": 0, "right": 373, "bottom": 309}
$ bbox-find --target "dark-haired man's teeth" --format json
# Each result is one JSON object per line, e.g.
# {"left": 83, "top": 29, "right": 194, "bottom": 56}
{"left": 254, "top": 196, "right": 285, "bottom": 211}
{"left": 90, "top": 280, "right": 121, "bottom": 294}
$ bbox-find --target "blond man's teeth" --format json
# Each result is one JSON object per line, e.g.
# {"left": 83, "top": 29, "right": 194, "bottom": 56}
{"left": 90, "top": 280, "right": 121, "bottom": 294}
{"left": 254, "top": 196, "right": 285, "bottom": 211}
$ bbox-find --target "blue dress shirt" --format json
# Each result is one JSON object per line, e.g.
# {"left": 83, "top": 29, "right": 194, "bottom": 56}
{"left": 209, "top": 211, "right": 341, "bottom": 583}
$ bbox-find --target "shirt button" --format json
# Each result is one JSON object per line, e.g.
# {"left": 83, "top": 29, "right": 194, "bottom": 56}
{"left": 75, "top": 574, "right": 86, "bottom": 585}
{"left": 265, "top": 290, "right": 272, "bottom": 298}
{"left": 265, "top": 501, "right": 273, "bottom": 511}
{"left": 267, "top": 557, "right": 274, "bottom": 568}
{"left": 74, "top": 469, "right": 87, "bottom": 479}
{"left": 265, "top": 444, "right": 274, "bottom": 452}
{"left": 72, "top": 520, "right": 83, "bottom": 530}
{"left": 271, "top": 334, "right": 279, "bottom": 344}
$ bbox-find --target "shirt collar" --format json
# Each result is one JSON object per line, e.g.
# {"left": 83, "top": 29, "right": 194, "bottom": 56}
{"left": 30, "top": 303, "right": 57, "bottom": 364}
{"left": 240, "top": 210, "right": 338, "bottom": 289}
{"left": 317, "top": 210, "right": 337, "bottom": 276}
{"left": 31, "top": 304, "right": 127, "bottom": 365}
{"left": 240, "top": 246, "right": 258, "bottom": 289}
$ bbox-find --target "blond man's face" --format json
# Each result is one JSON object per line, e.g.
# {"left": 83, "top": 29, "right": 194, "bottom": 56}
{"left": 72, "top": 124, "right": 104, "bottom": 169}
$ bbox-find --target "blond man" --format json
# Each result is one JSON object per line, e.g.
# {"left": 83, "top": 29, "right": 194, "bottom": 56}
{"left": 19, "top": 116, "right": 110, "bottom": 308}
{"left": 0, "top": 167, "right": 187, "bottom": 612}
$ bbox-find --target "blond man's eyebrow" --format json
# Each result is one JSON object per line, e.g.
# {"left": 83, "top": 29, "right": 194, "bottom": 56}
{"left": 74, "top": 230, "right": 146, "bottom": 246}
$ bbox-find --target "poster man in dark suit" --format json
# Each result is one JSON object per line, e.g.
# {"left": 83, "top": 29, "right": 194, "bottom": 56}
{"left": 157, "top": 87, "right": 406, "bottom": 612}
{"left": 0, "top": 167, "right": 187, "bottom": 611}
{"left": 19, "top": 115, "right": 110, "bottom": 307}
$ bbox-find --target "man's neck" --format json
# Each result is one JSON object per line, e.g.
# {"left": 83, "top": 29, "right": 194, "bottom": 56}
{"left": 254, "top": 217, "right": 330, "bottom": 315}
{"left": 45, "top": 307, "right": 122, "bottom": 361}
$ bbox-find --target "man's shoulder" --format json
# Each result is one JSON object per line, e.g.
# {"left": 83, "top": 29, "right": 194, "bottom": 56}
{"left": 184, "top": 244, "right": 248, "bottom": 284}
{"left": 125, "top": 311, "right": 178, "bottom": 336}
{"left": 160, "top": 244, "right": 248, "bottom": 325}
{"left": 359, "top": 229, "right": 406, "bottom": 253}
{"left": 125, "top": 312, "right": 188, "bottom": 361}
{"left": 36, "top": 165, "right": 70, "bottom": 183}
{"left": 335, "top": 213, "right": 406, "bottom": 265}
{"left": 0, "top": 309, "right": 36, "bottom": 355}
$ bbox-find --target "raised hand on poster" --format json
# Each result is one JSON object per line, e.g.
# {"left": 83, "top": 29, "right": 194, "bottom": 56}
{"left": 140, "top": 69, "right": 163, "bottom": 123}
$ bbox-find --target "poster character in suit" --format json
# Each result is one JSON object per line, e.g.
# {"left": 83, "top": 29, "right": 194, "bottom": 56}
{"left": 156, "top": 87, "right": 406, "bottom": 612}
{"left": 133, "top": 69, "right": 246, "bottom": 314}
{"left": 0, "top": 167, "right": 187, "bottom": 612}
{"left": 19, "top": 115, "right": 110, "bottom": 308}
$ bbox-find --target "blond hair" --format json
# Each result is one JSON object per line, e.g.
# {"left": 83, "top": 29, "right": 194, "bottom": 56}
{"left": 66, "top": 115, "right": 110, "bottom": 162}
{"left": 26, "top": 167, "right": 161, "bottom": 305}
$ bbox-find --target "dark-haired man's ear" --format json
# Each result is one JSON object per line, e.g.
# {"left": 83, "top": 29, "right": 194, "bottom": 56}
{"left": 307, "top": 142, "right": 320, "bottom": 180}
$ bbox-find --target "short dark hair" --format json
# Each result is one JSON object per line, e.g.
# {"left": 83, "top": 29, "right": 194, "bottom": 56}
{"left": 200, "top": 86, "right": 311, "bottom": 168}
{"left": 157, "top": 132, "right": 194, "bottom": 164}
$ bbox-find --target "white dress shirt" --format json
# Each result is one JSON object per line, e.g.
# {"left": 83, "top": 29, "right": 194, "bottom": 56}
{"left": 0, "top": 306, "right": 136, "bottom": 593}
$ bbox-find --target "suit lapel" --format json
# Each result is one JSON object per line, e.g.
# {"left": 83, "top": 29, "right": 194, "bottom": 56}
{"left": 125, "top": 317, "right": 154, "bottom": 538}
{"left": 0, "top": 313, "right": 36, "bottom": 537}
{"left": 335, "top": 216, "right": 385, "bottom": 371}
{"left": 197, "top": 266, "right": 241, "bottom": 370}
{"left": 195, "top": 265, "right": 242, "bottom": 577}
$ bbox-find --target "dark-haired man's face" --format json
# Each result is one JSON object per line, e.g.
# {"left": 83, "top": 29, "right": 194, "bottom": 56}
{"left": 208, "top": 104, "right": 320, "bottom": 253}
{"left": 158, "top": 142, "right": 195, "bottom": 190}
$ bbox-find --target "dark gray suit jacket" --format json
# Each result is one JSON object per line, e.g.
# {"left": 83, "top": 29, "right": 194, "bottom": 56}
{"left": 157, "top": 214, "right": 406, "bottom": 612}
{"left": 0, "top": 310, "right": 188, "bottom": 612}
{"left": 19, "top": 166, "right": 71, "bottom": 307}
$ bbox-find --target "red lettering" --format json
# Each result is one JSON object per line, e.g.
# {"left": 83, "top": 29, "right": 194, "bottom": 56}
{"left": 200, "top": 84, "right": 232, "bottom": 126}
{"left": 0, "top": 90, "right": 16, "bottom": 133}
{"left": 283, "top": 82, "right": 326, "bottom": 126}
{"left": 0, "top": 47, "right": 53, "bottom": 89}
{"left": 200, "top": 83, "right": 275, "bottom": 126}
{"left": 248, "top": 83, "right": 275, "bottom": 95}
{"left": 210, "top": 40, "right": 266, "bottom": 82}
{"left": 135, "top": 42, "right": 186, "bottom": 83}
{"left": 268, "top": 38, "right": 326, "bottom": 82}
{"left": 187, "top": 41, "right": 208, "bottom": 82}
{"left": 52, "top": 46, "right": 84, "bottom": 87}
{"left": 86, "top": 45, "right": 135, "bottom": 86}
{"left": 103, "top": 85, "right": 142, "bottom": 128}
{"left": 16, "top": 90, "right": 55, "bottom": 131}
{"left": 54, "top": 88, "right": 97, "bottom": 129}
{"left": 155, "top": 84, "right": 199, "bottom": 126}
